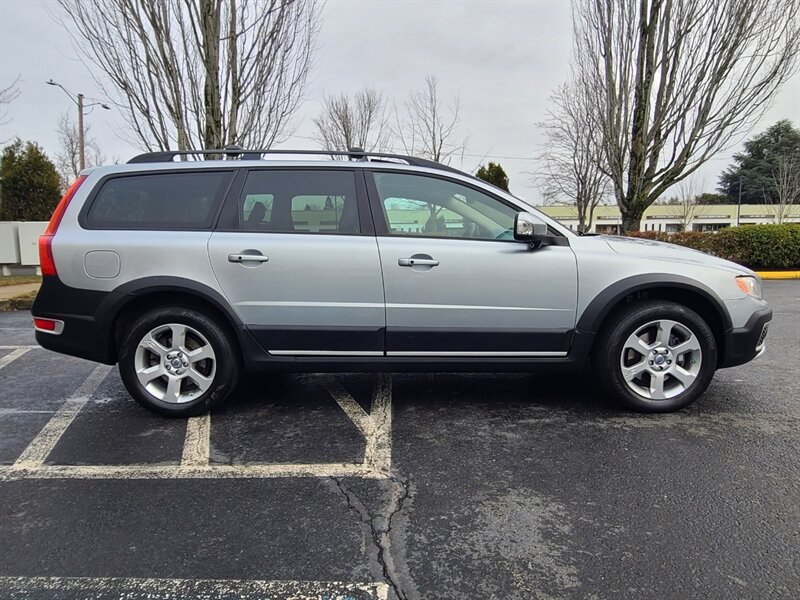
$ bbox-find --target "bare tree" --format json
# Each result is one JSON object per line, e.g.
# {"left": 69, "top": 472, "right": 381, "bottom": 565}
{"left": 395, "top": 75, "right": 467, "bottom": 164}
{"left": 55, "top": 112, "right": 105, "bottom": 188}
{"left": 313, "top": 88, "right": 390, "bottom": 153}
{"left": 537, "top": 78, "right": 610, "bottom": 234}
{"left": 767, "top": 152, "right": 800, "bottom": 223}
{"left": 572, "top": 0, "right": 800, "bottom": 231}
{"left": 56, "top": 0, "right": 321, "bottom": 152}
{"left": 663, "top": 178, "right": 707, "bottom": 232}
{"left": 0, "top": 75, "right": 21, "bottom": 142}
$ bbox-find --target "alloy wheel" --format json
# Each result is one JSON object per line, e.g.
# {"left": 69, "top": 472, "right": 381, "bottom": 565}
{"left": 619, "top": 319, "right": 702, "bottom": 400}
{"left": 133, "top": 323, "right": 217, "bottom": 404}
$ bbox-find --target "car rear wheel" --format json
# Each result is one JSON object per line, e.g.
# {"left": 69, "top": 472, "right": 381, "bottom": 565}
{"left": 594, "top": 300, "right": 717, "bottom": 412}
{"left": 119, "top": 307, "right": 239, "bottom": 417}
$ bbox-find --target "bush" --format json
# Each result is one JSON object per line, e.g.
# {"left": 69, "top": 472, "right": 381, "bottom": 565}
{"left": 627, "top": 224, "right": 800, "bottom": 270}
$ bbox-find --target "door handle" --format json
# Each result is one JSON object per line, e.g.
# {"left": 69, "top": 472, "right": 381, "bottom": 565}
{"left": 228, "top": 253, "right": 269, "bottom": 263}
{"left": 398, "top": 257, "right": 439, "bottom": 267}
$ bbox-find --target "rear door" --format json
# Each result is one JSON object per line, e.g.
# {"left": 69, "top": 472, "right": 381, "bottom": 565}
{"left": 208, "top": 168, "right": 385, "bottom": 355}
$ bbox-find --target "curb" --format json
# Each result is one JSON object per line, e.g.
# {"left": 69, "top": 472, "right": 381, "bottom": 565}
{"left": 756, "top": 271, "right": 800, "bottom": 280}
{"left": 0, "top": 295, "right": 35, "bottom": 312}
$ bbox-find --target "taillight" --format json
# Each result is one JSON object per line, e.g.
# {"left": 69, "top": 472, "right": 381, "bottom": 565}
{"left": 39, "top": 175, "right": 87, "bottom": 276}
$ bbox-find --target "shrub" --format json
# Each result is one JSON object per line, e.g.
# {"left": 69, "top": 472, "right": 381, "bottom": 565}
{"left": 715, "top": 224, "right": 800, "bottom": 269}
{"left": 626, "top": 224, "right": 800, "bottom": 270}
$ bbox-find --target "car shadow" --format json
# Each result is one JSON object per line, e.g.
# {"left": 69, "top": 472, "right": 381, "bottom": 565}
{"left": 226, "top": 369, "right": 624, "bottom": 417}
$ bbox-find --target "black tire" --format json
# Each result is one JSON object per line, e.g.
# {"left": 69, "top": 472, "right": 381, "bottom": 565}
{"left": 593, "top": 300, "right": 717, "bottom": 413}
{"left": 118, "top": 306, "right": 239, "bottom": 417}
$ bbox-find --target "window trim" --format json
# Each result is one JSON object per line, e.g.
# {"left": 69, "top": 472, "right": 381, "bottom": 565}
{"left": 364, "top": 169, "right": 566, "bottom": 243}
{"left": 214, "top": 167, "right": 375, "bottom": 236}
{"left": 79, "top": 168, "right": 238, "bottom": 231}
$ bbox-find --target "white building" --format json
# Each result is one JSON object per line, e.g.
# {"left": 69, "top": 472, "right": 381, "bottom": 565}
{"left": 537, "top": 204, "right": 800, "bottom": 234}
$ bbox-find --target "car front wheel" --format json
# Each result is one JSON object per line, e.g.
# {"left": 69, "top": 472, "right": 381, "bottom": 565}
{"left": 594, "top": 300, "right": 718, "bottom": 412}
{"left": 118, "top": 307, "right": 239, "bottom": 417}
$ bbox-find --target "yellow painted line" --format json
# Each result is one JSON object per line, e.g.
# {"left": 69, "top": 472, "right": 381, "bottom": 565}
{"left": 0, "top": 576, "right": 390, "bottom": 599}
{"left": 756, "top": 271, "right": 800, "bottom": 279}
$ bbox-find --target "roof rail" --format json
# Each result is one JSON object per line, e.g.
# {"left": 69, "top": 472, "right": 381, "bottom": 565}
{"left": 126, "top": 146, "right": 467, "bottom": 176}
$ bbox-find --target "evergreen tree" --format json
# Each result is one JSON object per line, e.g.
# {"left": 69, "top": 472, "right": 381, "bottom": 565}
{"left": 0, "top": 139, "right": 63, "bottom": 221}
{"left": 718, "top": 120, "right": 800, "bottom": 204}
{"left": 475, "top": 162, "right": 510, "bottom": 192}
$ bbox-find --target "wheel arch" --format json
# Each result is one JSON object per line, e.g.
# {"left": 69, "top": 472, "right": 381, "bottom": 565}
{"left": 577, "top": 275, "right": 731, "bottom": 366}
{"left": 96, "top": 277, "right": 245, "bottom": 364}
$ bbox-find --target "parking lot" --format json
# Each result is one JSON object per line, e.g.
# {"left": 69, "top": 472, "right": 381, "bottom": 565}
{"left": 0, "top": 280, "right": 797, "bottom": 599}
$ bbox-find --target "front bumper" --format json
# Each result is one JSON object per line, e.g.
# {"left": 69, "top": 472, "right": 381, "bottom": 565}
{"left": 720, "top": 306, "right": 772, "bottom": 368}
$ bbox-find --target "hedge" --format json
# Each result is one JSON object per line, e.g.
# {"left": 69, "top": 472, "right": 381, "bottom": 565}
{"left": 626, "top": 224, "right": 800, "bottom": 270}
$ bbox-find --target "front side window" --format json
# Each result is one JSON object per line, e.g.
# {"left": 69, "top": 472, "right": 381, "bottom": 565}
{"left": 373, "top": 172, "right": 517, "bottom": 240}
{"left": 87, "top": 171, "right": 233, "bottom": 229}
{"left": 239, "top": 170, "right": 360, "bottom": 234}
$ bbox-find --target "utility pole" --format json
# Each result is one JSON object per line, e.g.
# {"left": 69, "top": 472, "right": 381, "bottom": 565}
{"left": 46, "top": 80, "right": 110, "bottom": 174}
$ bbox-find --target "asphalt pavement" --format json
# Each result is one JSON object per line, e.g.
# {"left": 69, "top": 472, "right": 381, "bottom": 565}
{"left": 0, "top": 281, "right": 798, "bottom": 599}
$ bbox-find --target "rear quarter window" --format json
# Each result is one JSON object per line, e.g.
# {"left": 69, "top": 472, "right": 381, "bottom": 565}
{"left": 85, "top": 171, "right": 234, "bottom": 229}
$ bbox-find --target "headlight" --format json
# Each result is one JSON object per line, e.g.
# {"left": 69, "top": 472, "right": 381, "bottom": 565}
{"left": 735, "top": 276, "right": 762, "bottom": 299}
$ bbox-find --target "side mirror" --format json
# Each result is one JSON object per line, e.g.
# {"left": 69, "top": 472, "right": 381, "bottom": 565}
{"left": 514, "top": 212, "right": 548, "bottom": 243}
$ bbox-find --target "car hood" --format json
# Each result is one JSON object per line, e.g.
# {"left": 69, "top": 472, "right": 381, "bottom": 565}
{"left": 600, "top": 235, "right": 755, "bottom": 276}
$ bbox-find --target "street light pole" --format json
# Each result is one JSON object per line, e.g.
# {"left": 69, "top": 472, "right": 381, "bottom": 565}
{"left": 46, "top": 80, "right": 110, "bottom": 174}
{"left": 736, "top": 177, "right": 743, "bottom": 227}
{"left": 77, "top": 93, "right": 85, "bottom": 170}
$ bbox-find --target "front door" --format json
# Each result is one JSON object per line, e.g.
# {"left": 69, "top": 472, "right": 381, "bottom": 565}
{"left": 208, "top": 169, "right": 385, "bottom": 355}
{"left": 368, "top": 171, "right": 578, "bottom": 356}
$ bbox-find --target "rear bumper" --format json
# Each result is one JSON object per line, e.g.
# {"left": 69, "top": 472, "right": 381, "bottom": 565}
{"left": 31, "top": 276, "right": 115, "bottom": 364}
{"left": 34, "top": 320, "right": 114, "bottom": 364}
{"left": 720, "top": 306, "right": 772, "bottom": 368}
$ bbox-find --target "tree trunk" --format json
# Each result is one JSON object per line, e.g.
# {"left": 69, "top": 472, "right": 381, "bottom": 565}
{"left": 621, "top": 210, "right": 642, "bottom": 233}
{"left": 201, "top": 0, "right": 222, "bottom": 150}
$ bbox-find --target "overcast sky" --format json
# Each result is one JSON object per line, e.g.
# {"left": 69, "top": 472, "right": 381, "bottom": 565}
{"left": 1, "top": 0, "right": 798, "bottom": 202}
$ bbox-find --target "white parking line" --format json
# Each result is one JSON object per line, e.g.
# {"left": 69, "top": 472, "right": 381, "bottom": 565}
{"left": 0, "top": 576, "right": 390, "bottom": 599}
{"left": 0, "top": 371, "right": 394, "bottom": 481}
{"left": 323, "top": 374, "right": 392, "bottom": 476}
{"left": 0, "top": 462, "right": 383, "bottom": 481}
{"left": 181, "top": 413, "right": 211, "bottom": 467}
{"left": 368, "top": 374, "right": 393, "bottom": 476}
{"left": 10, "top": 364, "right": 111, "bottom": 470}
{"left": 323, "top": 377, "right": 374, "bottom": 438}
{"left": 0, "top": 347, "right": 32, "bottom": 370}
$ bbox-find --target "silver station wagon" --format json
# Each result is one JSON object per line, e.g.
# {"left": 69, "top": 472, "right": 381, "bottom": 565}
{"left": 32, "top": 149, "right": 772, "bottom": 416}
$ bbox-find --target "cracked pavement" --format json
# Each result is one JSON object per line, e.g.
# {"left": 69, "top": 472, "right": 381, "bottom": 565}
{"left": 1, "top": 280, "right": 798, "bottom": 599}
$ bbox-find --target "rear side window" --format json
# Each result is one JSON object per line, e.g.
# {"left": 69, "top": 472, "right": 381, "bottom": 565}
{"left": 86, "top": 171, "right": 234, "bottom": 229}
{"left": 239, "top": 170, "right": 360, "bottom": 234}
